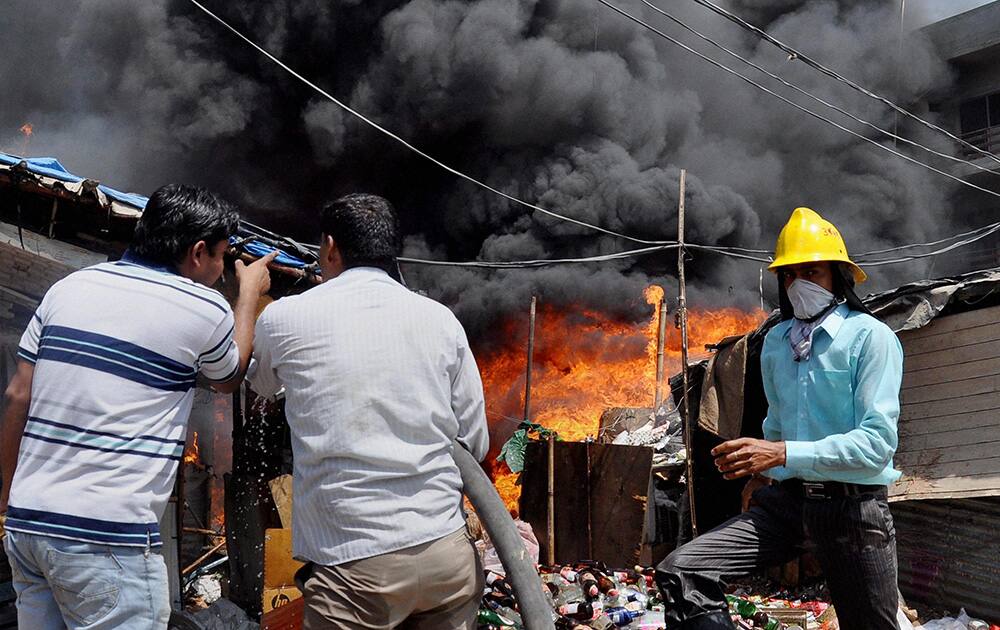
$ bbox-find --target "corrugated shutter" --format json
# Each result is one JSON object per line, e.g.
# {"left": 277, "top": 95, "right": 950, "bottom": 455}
{"left": 894, "top": 497, "right": 1000, "bottom": 620}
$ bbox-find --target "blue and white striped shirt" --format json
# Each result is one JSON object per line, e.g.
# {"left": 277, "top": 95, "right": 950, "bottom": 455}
{"left": 6, "top": 253, "right": 239, "bottom": 547}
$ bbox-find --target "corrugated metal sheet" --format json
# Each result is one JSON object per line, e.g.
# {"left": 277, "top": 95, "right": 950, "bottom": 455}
{"left": 894, "top": 497, "right": 1000, "bottom": 621}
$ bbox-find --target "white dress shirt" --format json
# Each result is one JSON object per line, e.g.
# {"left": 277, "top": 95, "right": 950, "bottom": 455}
{"left": 248, "top": 267, "right": 489, "bottom": 565}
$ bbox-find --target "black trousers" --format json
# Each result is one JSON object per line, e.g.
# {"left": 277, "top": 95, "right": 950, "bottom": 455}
{"left": 655, "top": 483, "right": 899, "bottom": 630}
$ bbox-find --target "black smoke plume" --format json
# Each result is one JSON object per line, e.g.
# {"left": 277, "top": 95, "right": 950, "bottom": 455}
{"left": 0, "top": 0, "right": 960, "bottom": 340}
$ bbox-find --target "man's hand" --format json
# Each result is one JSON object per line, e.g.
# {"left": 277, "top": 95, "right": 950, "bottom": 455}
{"left": 741, "top": 475, "right": 771, "bottom": 512}
{"left": 235, "top": 250, "right": 278, "bottom": 298}
{"left": 711, "top": 438, "right": 786, "bottom": 480}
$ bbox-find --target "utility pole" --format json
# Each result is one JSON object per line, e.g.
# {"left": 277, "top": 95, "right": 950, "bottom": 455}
{"left": 677, "top": 169, "right": 699, "bottom": 537}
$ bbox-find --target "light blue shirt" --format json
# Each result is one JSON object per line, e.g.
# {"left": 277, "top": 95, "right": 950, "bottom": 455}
{"left": 761, "top": 304, "right": 904, "bottom": 486}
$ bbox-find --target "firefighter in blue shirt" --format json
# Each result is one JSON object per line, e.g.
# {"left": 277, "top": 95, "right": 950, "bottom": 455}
{"left": 656, "top": 207, "right": 904, "bottom": 630}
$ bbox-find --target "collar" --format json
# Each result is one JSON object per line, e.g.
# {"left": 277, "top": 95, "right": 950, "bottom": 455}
{"left": 779, "top": 302, "right": 849, "bottom": 340}
{"left": 120, "top": 249, "right": 179, "bottom": 275}
{"left": 323, "top": 266, "right": 393, "bottom": 284}
{"left": 815, "top": 303, "right": 849, "bottom": 340}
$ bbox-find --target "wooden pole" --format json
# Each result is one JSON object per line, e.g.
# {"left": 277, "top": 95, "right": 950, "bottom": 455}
{"left": 546, "top": 434, "right": 556, "bottom": 565}
{"left": 524, "top": 296, "right": 537, "bottom": 423}
{"left": 677, "top": 169, "right": 699, "bottom": 537}
{"left": 182, "top": 539, "right": 227, "bottom": 576}
{"left": 654, "top": 296, "right": 667, "bottom": 408}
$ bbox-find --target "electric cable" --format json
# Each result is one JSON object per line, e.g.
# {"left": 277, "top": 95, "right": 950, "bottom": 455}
{"left": 686, "top": 0, "right": 1000, "bottom": 168}
{"left": 641, "top": 0, "right": 1000, "bottom": 178}
{"left": 595, "top": 0, "right": 1000, "bottom": 204}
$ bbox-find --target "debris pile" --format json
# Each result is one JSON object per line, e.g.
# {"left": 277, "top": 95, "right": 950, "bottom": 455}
{"left": 478, "top": 562, "right": 666, "bottom": 629}
{"left": 609, "top": 404, "right": 686, "bottom": 468}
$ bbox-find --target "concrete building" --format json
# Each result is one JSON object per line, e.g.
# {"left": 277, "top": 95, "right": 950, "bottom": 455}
{"left": 920, "top": 1, "right": 1000, "bottom": 275}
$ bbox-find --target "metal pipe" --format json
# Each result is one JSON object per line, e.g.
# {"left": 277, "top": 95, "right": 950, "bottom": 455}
{"left": 453, "top": 441, "right": 555, "bottom": 630}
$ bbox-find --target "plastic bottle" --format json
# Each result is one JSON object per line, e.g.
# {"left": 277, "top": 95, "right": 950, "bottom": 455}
{"left": 579, "top": 571, "right": 600, "bottom": 599}
{"left": 560, "top": 566, "right": 579, "bottom": 582}
{"left": 477, "top": 609, "right": 519, "bottom": 628}
{"left": 485, "top": 570, "right": 514, "bottom": 596}
{"left": 606, "top": 606, "right": 646, "bottom": 626}
{"left": 559, "top": 600, "right": 602, "bottom": 621}
{"left": 597, "top": 574, "right": 620, "bottom": 597}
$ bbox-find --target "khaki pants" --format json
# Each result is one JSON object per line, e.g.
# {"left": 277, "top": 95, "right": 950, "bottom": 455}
{"left": 295, "top": 527, "right": 484, "bottom": 630}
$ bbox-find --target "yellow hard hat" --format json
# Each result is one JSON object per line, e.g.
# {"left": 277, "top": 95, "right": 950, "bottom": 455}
{"left": 769, "top": 207, "right": 866, "bottom": 284}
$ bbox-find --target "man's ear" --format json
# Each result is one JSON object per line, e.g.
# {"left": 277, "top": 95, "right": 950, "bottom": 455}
{"left": 189, "top": 240, "right": 208, "bottom": 267}
{"left": 324, "top": 235, "right": 341, "bottom": 266}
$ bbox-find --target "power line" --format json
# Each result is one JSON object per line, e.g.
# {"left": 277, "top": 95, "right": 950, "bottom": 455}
{"left": 686, "top": 0, "right": 1000, "bottom": 169}
{"left": 641, "top": 0, "right": 1000, "bottom": 178}
{"left": 595, "top": 0, "right": 1000, "bottom": 204}
{"left": 398, "top": 244, "right": 679, "bottom": 268}
{"left": 856, "top": 222, "right": 1000, "bottom": 258}
{"left": 187, "top": 0, "right": 671, "bottom": 246}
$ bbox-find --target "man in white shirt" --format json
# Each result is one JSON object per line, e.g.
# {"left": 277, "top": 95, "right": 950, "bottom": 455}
{"left": 0, "top": 184, "right": 275, "bottom": 629}
{"left": 248, "top": 193, "right": 489, "bottom": 629}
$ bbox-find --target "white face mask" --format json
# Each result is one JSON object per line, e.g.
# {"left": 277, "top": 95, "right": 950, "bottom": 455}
{"left": 787, "top": 279, "right": 835, "bottom": 320}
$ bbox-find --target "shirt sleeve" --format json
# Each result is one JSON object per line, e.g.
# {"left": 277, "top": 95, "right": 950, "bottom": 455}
{"left": 784, "top": 324, "right": 903, "bottom": 477}
{"left": 246, "top": 310, "right": 283, "bottom": 399}
{"left": 759, "top": 333, "right": 781, "bottom": 442}
{"left": 198, "top": 310, "right": 240, "bottom": 383}
{"left": 18, "top": 310, "right": 44, "bottom": 364}
{"left": 449, "top": 320, "right": 489, "bottom": 462}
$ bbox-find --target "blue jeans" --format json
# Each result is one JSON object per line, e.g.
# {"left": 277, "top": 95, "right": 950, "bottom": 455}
{"left": 3, "top": 530, "right": 170, "bottom": 629}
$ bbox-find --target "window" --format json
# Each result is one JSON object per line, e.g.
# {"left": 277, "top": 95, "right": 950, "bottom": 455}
{"left": 959, "top": 92, "right": 1000, "bottom": 155}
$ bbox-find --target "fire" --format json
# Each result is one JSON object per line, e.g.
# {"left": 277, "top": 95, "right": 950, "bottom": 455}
{"left": 184, "top": 431, "right": 201, "bottom": 465}
{"left": 18, "top": 122, "right": 33, "bottom": 156}
{"left": 482, "top": 286, "right": 767, "bottom": 513}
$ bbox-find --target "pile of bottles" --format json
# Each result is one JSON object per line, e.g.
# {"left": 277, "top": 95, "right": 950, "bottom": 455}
{"left": 477, "top": 562, "right": 667, "bottom": 629}
{"left": 725, "top": 596, "right": 803, "bottom": 630}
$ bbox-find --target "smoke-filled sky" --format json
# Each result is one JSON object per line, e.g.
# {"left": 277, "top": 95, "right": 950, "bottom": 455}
{"left": 0, "top": 0, "right": 978, "bottom": 339}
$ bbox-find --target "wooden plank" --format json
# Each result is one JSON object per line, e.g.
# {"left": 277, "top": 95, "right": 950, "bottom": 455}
{"left": 896, "top": 425, "right": 1000, "bottom": 453}
{"left": 904, "top": 340, "right": 1000, "bottom": 372}
{"left": 900, "top": 390, "right": 1000, "bottom": 421}
{"left": 901, "top": 322, "right": 1000, "bottom": 357}
{"left": 588, "top": 444, "right": 653, "bottom": 568}
{"left": 898, "top": 455, "right": 1000, "bottom": 479}
{"left": 898, "top": 408, "right": 1000, "bottom": 439}
{"left": 519, "top": 441, "right": 590, "bottom": 563}
{"left": 261, "top": 595, "right": 303, "bottom": 630}
{"left": 268, "top": 475, "right": 293, "bottom": 530}
{"left": 903, "top": 356, "right": 1000, "bottom": 390}
{"left": 898, "top": 305, "right": 1000, "bottom": 340}
{"left": 896, "top": 440, "right": 1000, "bottom": 468}
{"left": 263, "top": 528, "right": 304, "bottom": 590}
{"left": 900, "top": 373, "right": 1000, "bottom": 405}
{"left": 889, "top": 487, "right": 1000, "bottom": 502}
{"left": 520, "top": 442, "right": 653, "bottom": 567}
{"left": 892, "top": 472, "right": 1000, "bottom": 498}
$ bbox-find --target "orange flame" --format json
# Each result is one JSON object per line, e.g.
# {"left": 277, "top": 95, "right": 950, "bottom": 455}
{"left": 184, "top": 431, "right": 200, "bottom": 465}
{"left": 19, "top": 123, "right": 33, "bottom": 137}
{"left": 482, "top": 286, "right": 767, "bottom": 513}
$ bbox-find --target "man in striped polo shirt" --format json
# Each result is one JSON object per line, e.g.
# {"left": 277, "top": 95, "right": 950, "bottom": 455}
{"left": 0, "top": 185, "right": 275, "bottom": 629}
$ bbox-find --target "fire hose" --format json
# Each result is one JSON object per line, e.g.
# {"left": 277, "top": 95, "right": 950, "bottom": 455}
{"left": 453, "top": 441, "right": 556, "bottom": 630}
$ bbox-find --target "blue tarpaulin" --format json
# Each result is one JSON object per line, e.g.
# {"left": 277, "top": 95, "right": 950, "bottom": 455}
{"left": 1, "top": 151, "right": 311, "bottom": 269}
{"left": 0, "top": 151, "right": 150, "bottom": 211}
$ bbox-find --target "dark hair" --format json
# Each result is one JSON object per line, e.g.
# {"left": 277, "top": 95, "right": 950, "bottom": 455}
{"left": 132, "top": 184, "right": 239, "bottom": 266}
{"left": 320, "top": 193, "right": 401, "bottom": 273}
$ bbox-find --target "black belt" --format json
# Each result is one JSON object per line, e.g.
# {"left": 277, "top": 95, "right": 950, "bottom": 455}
{"left": 779, "top": 478, "right": 886, "bottom": 500}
